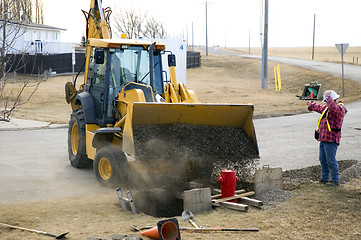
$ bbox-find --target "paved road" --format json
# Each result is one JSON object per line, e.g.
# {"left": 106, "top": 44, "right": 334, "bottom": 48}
{"left": 0, "top": 128, "right": 113, "bottom": 204}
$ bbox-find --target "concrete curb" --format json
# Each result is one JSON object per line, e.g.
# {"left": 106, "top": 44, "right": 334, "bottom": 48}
{"left": 0, "top": 118, "right": 68, "bottom": 131}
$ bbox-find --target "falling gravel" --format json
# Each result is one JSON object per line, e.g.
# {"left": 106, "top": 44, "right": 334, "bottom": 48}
{"left": 132, "top": 124, "right": 259, "bottom": 185}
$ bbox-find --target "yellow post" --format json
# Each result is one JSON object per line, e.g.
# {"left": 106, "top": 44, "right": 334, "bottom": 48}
{"left": 274, "top": 66, "right": 278, "bottom": 93}
{"left": 277, "top": 64, "right": 282, "bottom": 93}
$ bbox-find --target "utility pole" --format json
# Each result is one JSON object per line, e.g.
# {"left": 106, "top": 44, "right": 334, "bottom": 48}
{"left": 261, "top": 0, "right": 268, "bottom": 89}
{"left": 186, "top": 24, "right": 189, "bottom": 47}
{"left": 335, "top": 43, "right": 349, "bottom": 97}
{"left": 205, "top": 1, "right": 208, "bottom": 58}
{"left": 312, "top": 13, "right": 316, "bottom": 60}
{"left": 192, "top": 22, "right": 194, "bottom": 51}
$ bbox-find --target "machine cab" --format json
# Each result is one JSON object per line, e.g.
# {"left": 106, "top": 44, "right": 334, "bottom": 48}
{"left": 86, "top": 43, "right": 165, "bottom": 126}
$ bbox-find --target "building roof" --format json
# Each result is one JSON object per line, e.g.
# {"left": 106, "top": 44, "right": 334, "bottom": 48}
{"left": 88, "top": 38, "right": 165, "bottom": 49}
{"left": 0, "top": 19, "right": 66, "bottom": 31}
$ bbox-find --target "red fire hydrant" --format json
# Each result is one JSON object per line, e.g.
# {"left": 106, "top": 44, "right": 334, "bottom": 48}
{"left": 218, "top": 170, "right": 239, "bottom": 202}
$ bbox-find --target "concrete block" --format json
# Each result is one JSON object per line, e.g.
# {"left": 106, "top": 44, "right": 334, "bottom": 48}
{"left": 183, "top": 188, "right": 212, "bottom": 214}
{"left": 254, "top": 166, "right": 282, "bottom": 196}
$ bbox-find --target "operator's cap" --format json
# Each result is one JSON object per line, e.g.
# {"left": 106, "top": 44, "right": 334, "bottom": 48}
{"left": 323, "top": 90, "right": 340, "bottom": 102}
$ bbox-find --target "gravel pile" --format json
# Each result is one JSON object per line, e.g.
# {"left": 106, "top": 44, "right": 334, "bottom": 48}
{"left": 257, "top": 189, "right": 292, "bottom": 207}
{"left": 340, "top": 161, "right": 361, "bottom": 184}
{"left": 283, "top": 160, "right": 359, "bottom": 190}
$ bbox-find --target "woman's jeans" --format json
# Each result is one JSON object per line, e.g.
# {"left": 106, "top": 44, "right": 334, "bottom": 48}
{"left": 319, "top": 141, "right": 339, "bottom": 183}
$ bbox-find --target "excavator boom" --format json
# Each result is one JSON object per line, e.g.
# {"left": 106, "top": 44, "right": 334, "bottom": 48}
{"left": 83, "top": 0, "right": 111, "bottom": 84}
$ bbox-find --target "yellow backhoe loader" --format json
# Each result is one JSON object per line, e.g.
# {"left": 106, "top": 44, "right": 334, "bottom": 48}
{"left": 65, "top": 0, "right": 259, "bottom": 188}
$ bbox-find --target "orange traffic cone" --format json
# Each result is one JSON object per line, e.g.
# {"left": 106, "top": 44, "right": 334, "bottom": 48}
{"left": 158, "top": 220, "right": 179, "bottom": 240}
{"left": 141, "top": 218, "right": 180, "bottom": 240}
{"left": 141, "top": 226, "right": 159, "bottom": 239}
{"left": 310, "top": 91, "right": 314, "bottom": 99}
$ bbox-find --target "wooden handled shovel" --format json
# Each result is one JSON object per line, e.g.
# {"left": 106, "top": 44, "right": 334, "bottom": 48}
{"left": 0, "top": 222, "right": 69, "bottom": 239}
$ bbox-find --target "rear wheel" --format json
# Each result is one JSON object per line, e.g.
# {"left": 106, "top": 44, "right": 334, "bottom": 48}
{"left": 68, "top": 109, "right": 92, "bottom": 168}
{"left": 94, "top": 146, "right": 128, "bottom": 187}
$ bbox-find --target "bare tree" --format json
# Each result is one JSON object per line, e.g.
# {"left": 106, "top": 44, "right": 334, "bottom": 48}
{"left": 113, "top": 8, "right": 167, "bottom": 39}
{"left": 0, "top": 73, "right": 41, "bottom": 121}
{"left": 0, "top": 0, "right": 42, "bottom": 121}
{"left": 0, "top": 0, "right": 43, "bottom": 23}
{"left": 143, "top": 16, "right": 167, "bottom": 39}
{"left": 113, "top": 8, "right": 145, "bottom": 39}
{"left": 35, "top": 0, "right": 44, "bottom": 24}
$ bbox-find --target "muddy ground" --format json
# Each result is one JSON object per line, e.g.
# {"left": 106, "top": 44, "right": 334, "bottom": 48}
{"left": 1, "top": 48, "right": 361, "bottom": 239}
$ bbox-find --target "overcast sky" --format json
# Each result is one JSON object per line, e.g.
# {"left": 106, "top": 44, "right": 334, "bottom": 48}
{"left": 43, "top": 0, "right": 361, "bottom": 48}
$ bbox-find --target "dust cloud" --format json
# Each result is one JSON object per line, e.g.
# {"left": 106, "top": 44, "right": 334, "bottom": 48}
{"left": 120, "top": 124, "right": 259, "bottom": 216}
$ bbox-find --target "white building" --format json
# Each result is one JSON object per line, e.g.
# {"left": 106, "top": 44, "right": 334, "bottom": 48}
{"left": 147, "top": 38, "right": 187, "bottom": 84}
{"left": 0, "top": 20, "right": 73, "bottom": 55}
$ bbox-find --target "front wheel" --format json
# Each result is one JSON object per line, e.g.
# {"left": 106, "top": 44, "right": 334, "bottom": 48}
{"left": 68, "top": 109, "right": 92, "bottom": 168}
{"left": 94, "top": 146, "right": 128, "bottom": 187}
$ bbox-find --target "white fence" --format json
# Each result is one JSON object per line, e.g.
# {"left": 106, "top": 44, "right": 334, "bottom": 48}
{"left": 25, "top": 40, "right": 74, "bottom": 55}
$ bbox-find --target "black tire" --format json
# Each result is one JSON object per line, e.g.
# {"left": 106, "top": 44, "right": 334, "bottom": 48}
{"left": 68, "top": 109, "right": 92, "bottom": 168}
{"left": 94, "top": 145, "right": 128, "bottom": 187}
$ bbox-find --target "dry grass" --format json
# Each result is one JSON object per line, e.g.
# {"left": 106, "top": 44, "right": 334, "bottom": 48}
{"left": 0, "top": 182, "right": 360, "bottom": 239}
{"left": 7, "top": 74, "right": 75, "bottom": 123}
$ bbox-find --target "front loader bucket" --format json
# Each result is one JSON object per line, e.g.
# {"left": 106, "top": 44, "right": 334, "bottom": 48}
{"left": 123, "top": 102, "right": 258, "bottom": 156}
{"left": 122, "top": 102, "right": 259, "bottom": 185}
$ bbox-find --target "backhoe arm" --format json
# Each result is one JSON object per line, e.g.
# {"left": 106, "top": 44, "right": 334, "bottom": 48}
{"left": 65, "top": 0, "right": 112, "bottom": 110}
{"left": 83, "top": 0, "right": 111, "bottom": 84}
